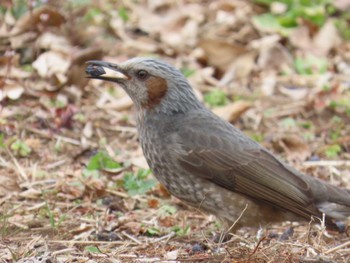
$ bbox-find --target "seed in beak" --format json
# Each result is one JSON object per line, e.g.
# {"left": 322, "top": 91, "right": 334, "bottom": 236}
{"left": 85, "top": 64, "right": 106, "bottom": 77}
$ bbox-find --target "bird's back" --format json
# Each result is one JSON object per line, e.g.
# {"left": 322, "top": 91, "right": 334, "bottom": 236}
{"left": 138, "top": 108, "right": 350, "bottom": 230}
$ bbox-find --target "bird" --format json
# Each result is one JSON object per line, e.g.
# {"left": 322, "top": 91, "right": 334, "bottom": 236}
{"left": 85, "top": 57, "right": 350, "bottom": 232}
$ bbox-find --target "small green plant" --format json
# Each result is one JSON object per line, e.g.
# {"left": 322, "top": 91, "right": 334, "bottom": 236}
{"left": 172, "top": 224, "right": 191, "bottom": 236}
{"left": 122, "top": 169, "right": 157, "bottom": 196}
{"left": 146, "top": 227, "right": 160, "bottom": 236}
{"left": 10, "top": 139, "right": 31, "bottom": 157}
{"left": 280, "top": 117, "right": 297, "bottom": 129}
{"left": 204, "top": 89, "right": 228, "bottom": 107}
{"left": 180, "top": 67, "right": 196, "bottom": 78}
{"left": 324, "top": 144, "right": 342, "bottom": 158}
{"left": 85, "top": 246, "right": 101, "bottom": 253}
{"left": 294, "top": 55, "right": 328, "bottom": 75}
{"left": 43, "top": 201, "right": 66, "bottom": 228}
{"left": 118, "top": 6, "right": 129, "bottom": 22}
{"left": 83, "top": 7, "right": 102, "bottom": 22}
{"left": 253, "top": 0, "right": 335, "bottom": 35}
{"left": 157, "top": 204, "right": 177, "bottom": 217}
{"left": 0, "top": 133, "right": 4, "bottom": 148}
{"left": 86, "top": 151, "right": 121, "bottom": 171}
{"left": 329, "top": 95, "right": 350, "bottom": 116}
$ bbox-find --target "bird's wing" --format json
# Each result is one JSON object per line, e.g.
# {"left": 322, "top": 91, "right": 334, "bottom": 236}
{"left": 169, "top": 121, "right": 320, "bottom": 220}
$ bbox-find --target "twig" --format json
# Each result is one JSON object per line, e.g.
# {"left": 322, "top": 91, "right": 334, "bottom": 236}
{"left": 226, "top": 204, "right": 248, "bottom": 234}
{"left": 303, "top": 160, "right": 350, "bottom": 167}
{"left": 122, "top": 231, "right": 142, "bottom": 244}
{"left": 26, "top": 127, "right": 82, "bottom": 146}
{"left": 48, "top": 240, "right": 129, "bottom": 245}
{"left": 324, "top": 240, "right": 350, "bottom": 255}
{"left": 5, "top": 147, "right": 27, "bottom": 180}
{"left": 105, "top": 189, "right": 129, "bottom": 198}
{"left": 45, "top": 159, "right": 68, "bottom": 170}
{"left": 52, "top": 248, "right": 76, "bottom": 256}
{"left": 150, "top": 231, "right": 176, "bottom": 244}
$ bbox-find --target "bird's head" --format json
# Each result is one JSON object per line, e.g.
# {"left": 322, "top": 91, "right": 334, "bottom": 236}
{"left": 86, "top": 57, "right": 201, "bottom": 114}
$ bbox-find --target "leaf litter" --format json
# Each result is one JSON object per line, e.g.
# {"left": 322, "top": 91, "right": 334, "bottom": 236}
{"left": 1, "top": 0, "right": 350, "bottom": 262}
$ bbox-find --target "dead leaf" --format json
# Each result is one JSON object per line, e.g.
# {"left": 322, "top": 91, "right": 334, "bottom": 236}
{"left": 279, "top": 86, "right": 309, "bottom": 100}
{"left": 19, "top": 188, "right": 41, "bottom": 199}
{"left": 213, "top": 101, "right": 251, "bottom": 123}
{"left": 313, "top": 20, "right": 341, "bottom": 56}
{"left": 260, "top": 73, "right": 277, "bottom": 96}
{"left": 36, "top": 32, "right": 71, "bottom": 53}
{"left": 159, "top": 216, "right": 176, "bottom": 227}
{"left": 11, "top": 6, "right": 65, "bottom": 35}
{"left": 272, "top": 134, "right": 310, "bottom": 162}
{"left": 148, "top": 198, "right": 159, "bottom": 209}
{"left": 131, "top": 155, "right": 149, "bottom": 169}
{"left": 334, "top": 0, "right": 350, "bottom": 10}
{"left": 0, "top": 80, "right": 24, "bottom": 101}
{"left": 32, "top": 51, "right": 70, "bottom": 81}
{"left": 199, "top": 39, "right": 248, "bottom": 74}
{"left": 289, "top": 20, "right": 341, "bottom": 56}
{"left": 257, "top": 44, "right": 293, "bottom": 72}
{"left": 0, "top": 171, "right": 20, "bottom": 197}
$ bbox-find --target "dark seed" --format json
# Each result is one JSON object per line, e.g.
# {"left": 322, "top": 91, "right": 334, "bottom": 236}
{"left": 85, "top": 64, "right": 106, "bottom": 76}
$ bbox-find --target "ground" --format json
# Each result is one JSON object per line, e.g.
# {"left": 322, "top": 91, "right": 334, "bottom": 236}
{"left": 1, "top": 0, "right": 350, "bottom": 262}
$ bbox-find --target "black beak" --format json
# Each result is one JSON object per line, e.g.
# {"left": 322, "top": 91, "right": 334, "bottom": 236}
{"left": 85, "top": 60, "right": 130, "bottom": 82}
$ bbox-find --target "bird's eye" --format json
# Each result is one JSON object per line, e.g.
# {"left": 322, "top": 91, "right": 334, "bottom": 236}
{"left": 136, "top": 70, "right": 148, "bottom": 80}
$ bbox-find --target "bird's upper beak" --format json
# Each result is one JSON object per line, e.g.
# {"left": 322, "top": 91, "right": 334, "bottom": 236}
{"left": 85, "top": 60, "right": 130, "bottom": 83}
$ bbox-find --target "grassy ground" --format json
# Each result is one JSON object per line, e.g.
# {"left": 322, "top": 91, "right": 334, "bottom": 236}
{"left": 1, "top": 0, "right": 350, "bottom": 262}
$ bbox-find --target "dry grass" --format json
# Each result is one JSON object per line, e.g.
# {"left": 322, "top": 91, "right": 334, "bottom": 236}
{"left": 1, "top": 0, "right": 350, "bottom": 262}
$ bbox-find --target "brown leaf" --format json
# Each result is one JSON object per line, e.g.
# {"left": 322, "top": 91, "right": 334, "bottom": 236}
{"left": 213, "top": 101, "right": 251, "bottom": 123}
{"left": 0, "top": 171, "right": 20, "bottom": 197}
{"left": 199, "top": 39, "right": 248, "bottom": 74}
{"left": 159, "top": 216, "right": 176, "bottom": 227}
{"left": 272, "top": 134, "right": 310, "bottom": 162}
{"left": 148, "top": 198, "right": 159, "bottom": 209}
{"left": 11, "top": 6, "right": 65, "bottom": 35}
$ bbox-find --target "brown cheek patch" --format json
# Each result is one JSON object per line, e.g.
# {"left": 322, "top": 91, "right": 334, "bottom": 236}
{"left": 143, "top": 76, "right": 168, "bottom": 108}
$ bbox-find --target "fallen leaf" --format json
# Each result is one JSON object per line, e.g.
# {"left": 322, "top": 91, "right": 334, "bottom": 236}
{"left": 213, "top": 101, "right": 251, "bottom": 123}
{"left": 0, "top": 80, "right": 24, "bottom": 101}
{"left": 313, "top": 20, "right": 341, "bottom": 56}
{"left": 272, "top": 134, "right": 310, "bottom": 162}
{"left": 11, "top": 6, "right": 65, "bottom": 35}
{"left": 0, "top": 171, "right": 20, "bottom": 197}
{"left": 32, "top": 51, "right": 70, "bottom": 80}
{"left": 199, "top": 39, "right": 248, "bottom": 74}
{"left": 334, "top": 0, "right": 350, "bottom": 10}
{"left": 279, "top": 86, "right": 309, "bottom": 100}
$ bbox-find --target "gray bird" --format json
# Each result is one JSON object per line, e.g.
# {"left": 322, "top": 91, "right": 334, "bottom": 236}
{"left": 86, "top": 57, "right": 350, "bottom": 231}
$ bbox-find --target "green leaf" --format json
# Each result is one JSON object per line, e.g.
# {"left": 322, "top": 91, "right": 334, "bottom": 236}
{"left": 146, "top": 227, "right": 160, "bottom": 236}
{"left": 0, "top": 133, "right": 4, "bottom": 148}
{"left": 325, "top": 144, "right": 341, "bottom": 158}
{"left": 204, "top": 89, "right": 228, "bottom": 107}
{"left": 252, "top": 14, "right": 294, "bottom": 36}
{"left": 118, "top": 7, "right": 129, "bottom": 22}
{"left": 172, "top": 225, "right": 191, "bottom": 236}
{"left": 294, "top": 55, "right": 328, "bottom": 75}
{"left": 10, "top": 139, "right": 31, "bottom": 157}
{"left": 280, "top": 117, "right": 296, "bottom": 129}
{"left": 180, "top": 67, "right": 196, "bottom": 78}
{"left": 86, "top": 151, "right": 121, "bottom": 170}
{"left": 85, "top": 246, "right": 100, "bottom": 253}
{"left": 122, "top": 169, "right": 157, "bottom": 196}
{"left": 158, "top": 204, "right": 177, "bottom": 216}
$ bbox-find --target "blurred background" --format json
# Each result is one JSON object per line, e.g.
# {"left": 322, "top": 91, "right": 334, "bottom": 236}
{"left": 1, "top": 0, "right": 350, "bottom": 261}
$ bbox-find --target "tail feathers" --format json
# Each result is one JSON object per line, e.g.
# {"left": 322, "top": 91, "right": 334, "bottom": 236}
{"left": 318, "top": 202, "right": 350, "bottom": 220}
{"left": 325, "top": 184, "right": 350, "bottom": 206}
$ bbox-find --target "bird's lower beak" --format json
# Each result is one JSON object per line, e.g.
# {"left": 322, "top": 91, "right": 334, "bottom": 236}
{"left": 85, "top": 60, "right": 130, "bottom": 83}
